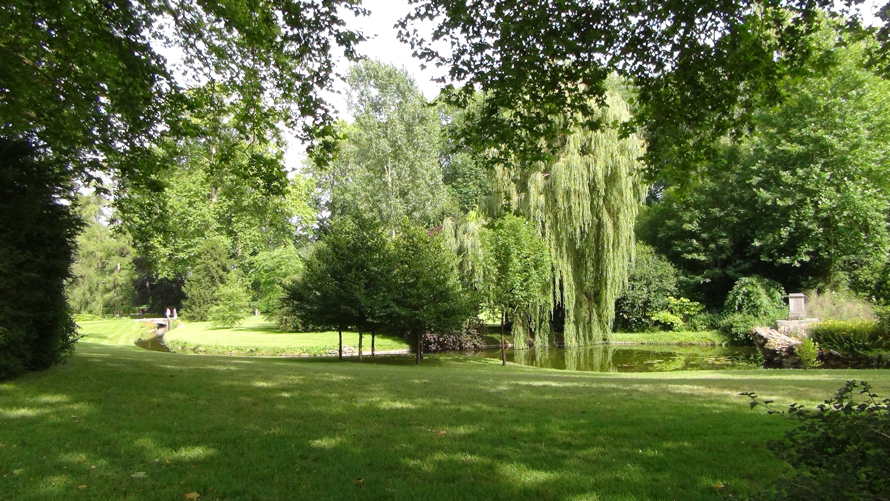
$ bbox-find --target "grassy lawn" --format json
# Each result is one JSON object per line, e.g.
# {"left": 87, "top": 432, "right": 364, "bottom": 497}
{"left": 1, "top": 321, "right": 889, "bottom": 500}
{"left": 161, "top": 317, "right": 410, "bottom": 356}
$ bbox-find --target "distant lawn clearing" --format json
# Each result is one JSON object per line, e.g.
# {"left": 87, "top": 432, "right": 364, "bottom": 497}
{"left": 90, "top": 317, "right": 411, "bottom": 356}
{"left": 2, "top": 328, "right": 890, "bottom": 500}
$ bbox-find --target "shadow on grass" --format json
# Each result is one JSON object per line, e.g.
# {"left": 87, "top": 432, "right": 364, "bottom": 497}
{"left": 3, "top": 344, "right": 889, "bottom": 500}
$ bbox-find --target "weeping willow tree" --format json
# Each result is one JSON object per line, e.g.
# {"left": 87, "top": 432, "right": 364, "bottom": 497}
{"left": 447, "top": 83, "right": 645, "bottom": 347}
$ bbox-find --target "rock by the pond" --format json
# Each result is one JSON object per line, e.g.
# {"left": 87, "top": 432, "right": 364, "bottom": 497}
{"left": 750, "top": 327, "right": 804, "bottom": 368}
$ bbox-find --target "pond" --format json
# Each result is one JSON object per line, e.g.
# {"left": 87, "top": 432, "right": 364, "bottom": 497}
{"left": 472, "top": 345, "right": 761, "bottom": 372}
{"left": 132, "top": 335, "right": 761, "bottom": 372}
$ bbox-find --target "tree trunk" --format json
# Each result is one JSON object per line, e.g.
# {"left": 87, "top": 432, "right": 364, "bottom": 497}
{"left": 338, "top": 329, "right": 343, "bottom": 361}
{"left": 500, "top": 310, "right": 507, "bottom": 366}
{"left": 358, "top": 327, "right": 363, "bottom": 362}
{"left": 371, "top": 330, "right": 376, "bottom": 357}
{"left": 415, "top": 330, "right": 420, "bottom": 365}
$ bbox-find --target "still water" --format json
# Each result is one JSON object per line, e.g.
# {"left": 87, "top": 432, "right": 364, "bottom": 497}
{"left": 132, "top": 334, "right": 760, "bottom": 372}
{"left": 475, "top": 345, "right": 761, "bottom": 372}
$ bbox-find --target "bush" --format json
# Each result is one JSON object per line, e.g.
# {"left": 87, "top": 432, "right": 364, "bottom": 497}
{"left": 649, "top": 297, "right": 705, "bottom": 331}
{"left": 743, "top": 381, "right": 890, "bottom": 500}
{"left": 718, "top": 312, "right": 774, "bottom": 345}
{"left": 795, "top": 338, "right": 819, "bottom": 368}
{"left": 649, "top": 311, "right": 684, "bottom": 331}
{"left": 806, "top": 290, "right": 876, "bottom": 322}
{"left": 421, "top": 319, "right": 489, "bottom": 352}
{"left": 811, "top": 320, "right": 886, "bottom": 355}
{"left": 614, "top": 243, "right": 679, "bottom": 332}
{"left": 685, "top": 311, "right": 720, "bottom": 332}
{"left": 725, "top": 276, "right": 785, "bottom": 317}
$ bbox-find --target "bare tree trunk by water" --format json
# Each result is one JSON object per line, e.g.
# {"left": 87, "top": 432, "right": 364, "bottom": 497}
{"left": 371, "top": 330, "right": 375, "bottom": 357}
{"left": 500, "top": 310, "right": 507, "bottom": 366}
{"left": 358, "top": 328, "right": 363, "bottom": 362}
{"left": 338, "top": 329, "right": 343, "bottom": 360}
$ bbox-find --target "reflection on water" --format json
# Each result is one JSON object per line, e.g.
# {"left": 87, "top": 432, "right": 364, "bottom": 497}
{"left": 489, "top": 345, "right": 760, "bottom": 373}
{"left": 345, "top": 345, "right": 761, "bottom": 372}
{"left": 133, "top": 323, "right": 170, "bottom": 353}
{"left": 129, "top": 330, "right": 760, "bottom": 372}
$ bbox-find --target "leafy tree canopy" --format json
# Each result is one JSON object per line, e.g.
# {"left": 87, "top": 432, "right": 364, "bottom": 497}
{"left": 316, "top": 60, "right": 449, "bottom": 233}
{"left": 115, "top": 99, "right": 316, "bottom": 281}
{"left": 399, "top": 1, "right": 881, "bottom": 178}
{"left": 639, "top": 25, "right": 890, "bottom": 300}
{"left": 1, "top": 0, "right": 367, "bottom": 181}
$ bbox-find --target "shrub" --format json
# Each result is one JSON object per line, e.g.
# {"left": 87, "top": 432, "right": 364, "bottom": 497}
{"left": 649, "top": 311, "right": 684, "bottom": 331}
{"left": 743, "top": 381, "right": 890, "bottom": 500}
{"left": 718, "top": 312, "right": 774, "bottom": 345}
{"left": 649, "top": 296, "right": 705, "bottom": 331}
{"left": 614, "top": 243, "right": 679, "bottom": 332}
{"left": 805, "top": 290, "right": 876, "bottom": 322}
{"left": 421, "top": 319, "right": 489, "bottom": 352}
{"left": 795, "top": 338, "right": 819, "bottom": 368}
{"left": 685, "top": 311, "right": 720, "bottom": 332}
{"left": 811, "top": 320, "right": 886, "bottom": 355}
{"left": 725, "top": 276, "right": 785, "bottom": 317}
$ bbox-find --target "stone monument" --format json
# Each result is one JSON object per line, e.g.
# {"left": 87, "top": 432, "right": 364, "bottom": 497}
{"left": 788, "top": 293, "right": 806, "bottom": 319}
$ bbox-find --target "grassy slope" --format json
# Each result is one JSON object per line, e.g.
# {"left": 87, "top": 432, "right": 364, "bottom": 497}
{"left": 1, "top": 322, "right": 888, "bottom": 500}
{"left": 164, "top": 317, "right": 410, "bottom": 356}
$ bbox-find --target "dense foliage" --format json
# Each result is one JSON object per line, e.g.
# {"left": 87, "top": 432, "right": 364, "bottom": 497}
{"left": 744, "top": 381, "right": 890, "bottom": 500}
{"left": 399, "top": 0, "right": 850, "bottom": 180}
{"left": 639, "top": 28, "right": 890, "bottom": 303}
{"left": 0, "top": 140, "right": 80, "bottom": 379}
{"left": 614, "top": 243, "right": 680, "bottom": 332}
{"left": 811, "top": 321, "right": 888, "bottom": 355}
{"left": 724, "top": 277, "right": 786, "bottom": 318}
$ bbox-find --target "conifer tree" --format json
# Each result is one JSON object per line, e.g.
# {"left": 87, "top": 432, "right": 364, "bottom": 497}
{"left": 182, "top": 239, "right": 231, "bottom": 321}
{"left": 67, "top": 194, "right": 137, "bottom": 317}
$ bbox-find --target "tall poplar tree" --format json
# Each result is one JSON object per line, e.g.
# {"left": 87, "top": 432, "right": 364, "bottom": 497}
{"left": 317, "top": 60, "right": 449, "bottom": 233}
